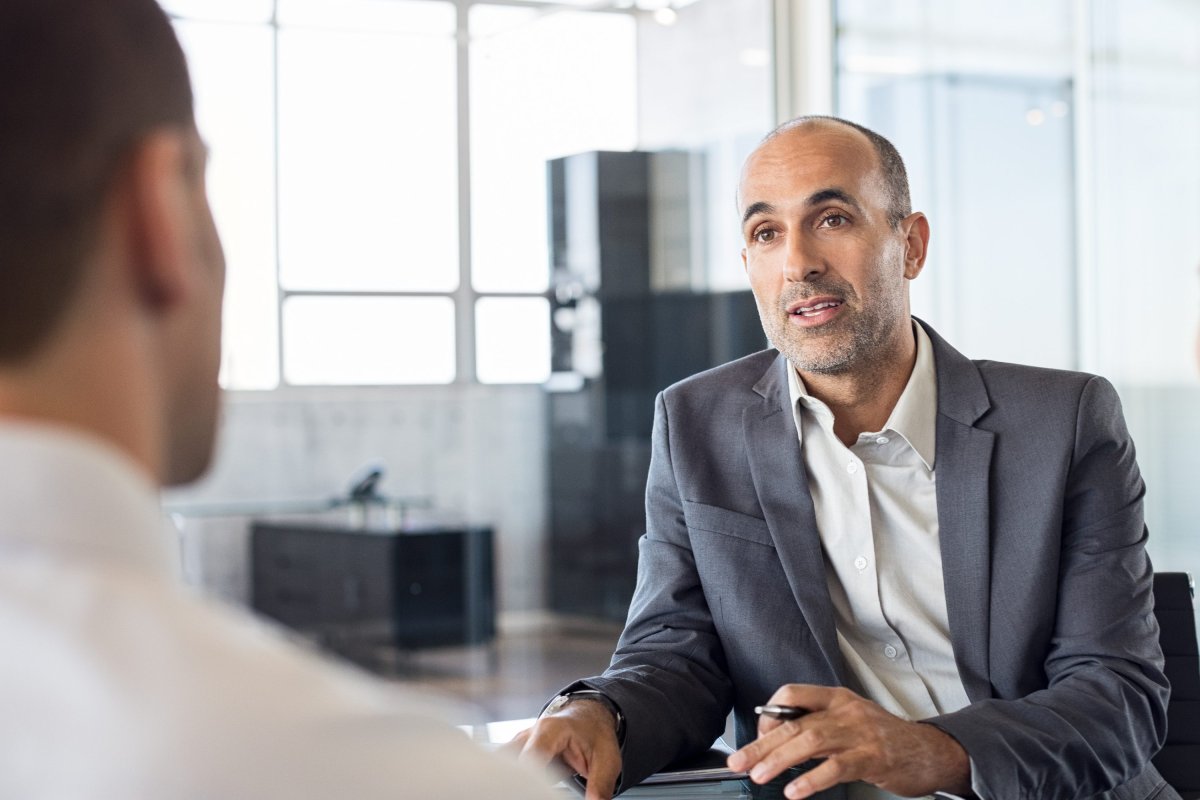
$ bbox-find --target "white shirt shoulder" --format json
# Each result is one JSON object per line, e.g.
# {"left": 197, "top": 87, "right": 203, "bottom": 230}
{"left": 0, "top": 423, "right": 554, "bottom": 800}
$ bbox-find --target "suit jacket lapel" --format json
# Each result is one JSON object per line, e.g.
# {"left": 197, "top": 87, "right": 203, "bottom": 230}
{"left": 743, "top": 353, "right": 846, "bottom": 684}
{"left": 921, "top": 319, "right": 995, "bottom": 701}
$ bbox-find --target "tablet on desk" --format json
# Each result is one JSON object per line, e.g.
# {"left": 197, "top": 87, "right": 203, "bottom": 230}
{"left": 641, "top": 739, "right": 747, "bottom": 785}
{"left": 562, "top": 738, "right": 748, "bottom": 797}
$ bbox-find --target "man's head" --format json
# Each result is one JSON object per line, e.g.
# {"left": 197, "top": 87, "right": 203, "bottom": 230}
{"left": 0, "top": 0, "right": 225, "bottom": 485}
{"left": 738, "top": 116, "right": 929, "bottom": 377}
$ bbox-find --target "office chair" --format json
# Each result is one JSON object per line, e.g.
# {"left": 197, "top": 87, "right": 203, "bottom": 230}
{"left": 1151, "top": 572, "right": 1200, "bottom": 800}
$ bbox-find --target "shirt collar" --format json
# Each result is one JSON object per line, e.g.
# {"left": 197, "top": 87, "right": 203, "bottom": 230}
{"left": 786, "top": 320, "right": 938, "bottom": 470}
{"left": 0, "top": 420, "right": 178, "bottom": 575}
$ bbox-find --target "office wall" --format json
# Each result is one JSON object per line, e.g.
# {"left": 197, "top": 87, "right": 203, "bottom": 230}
{"left": 166, "top": 385, "right": 548, "bottom": 616}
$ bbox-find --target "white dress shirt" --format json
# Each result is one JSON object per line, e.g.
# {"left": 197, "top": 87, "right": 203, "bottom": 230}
{"left": 0, "top": 421, "right": 555, "bottom": 800}
{"left": 787, "top": 322, "right": 972, "bottom": 800}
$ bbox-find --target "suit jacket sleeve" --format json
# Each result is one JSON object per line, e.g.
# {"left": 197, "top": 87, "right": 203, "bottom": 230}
{"left": 926, "top": 376, "right": 1169, "bottom": 800}
{"left": 568, "top": 391, "right": 733, "bottom": 790}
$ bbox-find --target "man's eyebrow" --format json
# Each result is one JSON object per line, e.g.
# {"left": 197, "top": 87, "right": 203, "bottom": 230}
{"left": 807, "top": 187, "right": 862, "bottom": 212}
{"left": 741, "top": 189, "right": 864, "bottom": 227}
{"left": 741, "top": 201, "right": 775, "bottom": 226}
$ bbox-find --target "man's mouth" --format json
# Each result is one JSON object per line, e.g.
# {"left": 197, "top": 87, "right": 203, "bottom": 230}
{"left": 790, "top": 299, "right": 843, "bottom": 317}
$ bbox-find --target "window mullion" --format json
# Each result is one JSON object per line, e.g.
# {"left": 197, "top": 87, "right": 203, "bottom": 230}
{"left": 454, "top": 0, "right": 476, "bottom": 384}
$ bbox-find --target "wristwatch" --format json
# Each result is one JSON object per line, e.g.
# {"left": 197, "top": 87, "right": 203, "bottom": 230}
{"left": 540, "top": 689, "right": 626, "bottom": 744}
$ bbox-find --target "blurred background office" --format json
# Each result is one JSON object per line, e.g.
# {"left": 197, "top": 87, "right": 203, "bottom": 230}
{"left": 160, "top": 0, "right": 1200, "bottom": 720}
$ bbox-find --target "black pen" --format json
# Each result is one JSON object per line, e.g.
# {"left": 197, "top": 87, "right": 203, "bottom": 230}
{"left": 754, "top": 704, "right": 808, "bottom": 720}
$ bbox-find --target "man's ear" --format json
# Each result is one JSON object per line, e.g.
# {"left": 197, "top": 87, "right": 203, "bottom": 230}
{"left": 123, "top": 130, "right": 194, "bottom": 310}
{"left": 900, "top": 212, "right": 930, "bottom": 280}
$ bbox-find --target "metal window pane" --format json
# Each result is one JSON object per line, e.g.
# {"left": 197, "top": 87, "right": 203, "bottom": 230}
{"left": 278, "top": 22, "right": 458, "bottom": 292}
{"left": 475, "top": 297, "right": 551, "bottom": 384}
{"left": 283, "top": 296, "right": 456, "bottom": 385}
{"left": 175, "top": 20, "right": 279, "bottom": 390}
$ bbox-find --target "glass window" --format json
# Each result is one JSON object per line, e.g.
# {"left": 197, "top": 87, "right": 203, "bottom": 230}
{"left": 175, "top": 19, "right": 279, "bottom": 390}
{"left": 836, "top": 0, "right": 1077, "bottom": 370}
{"left": 1085, "top": 0, "right": 1200, "bottom": 581}
{"left": 277, "top": 18, "right": 458, "bottom": 293}
{"left": 475, "top": 297, "right": 552, "bottom": 384}
{"left": 1088, "top": 0, "right": 1200, "bottom": 384}
{"left": 632, "top": 0, "right": 774, "bottom": 291}
{"left": 282, "top": 296, "right": 456, "bottom": 385}
{"left": 835, "top": 0, "right": 1200, "bottom": 593}
{"left": 172, "top": 0, "right": 636, "bottom": 387}
{"left": 469, "top": 5, "right": 637, "bottom": 294}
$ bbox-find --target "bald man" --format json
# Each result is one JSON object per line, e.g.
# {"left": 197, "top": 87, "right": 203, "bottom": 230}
{"left": 0, "top": 2, "right": 556, "bottom": 797}
{"left": 514, "top": 117, "right": 1173, "bottom": 800}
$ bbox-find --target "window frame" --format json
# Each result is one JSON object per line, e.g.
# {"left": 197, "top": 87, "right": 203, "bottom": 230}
{"left": 169, "top": 0, "right": 637, "bottom": 390}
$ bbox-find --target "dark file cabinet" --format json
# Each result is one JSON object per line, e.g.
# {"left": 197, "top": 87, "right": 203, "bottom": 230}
{"left": 250, "top": 522, "right": 495, "bottom": 653}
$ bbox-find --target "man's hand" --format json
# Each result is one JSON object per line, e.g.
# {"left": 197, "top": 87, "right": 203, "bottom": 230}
{"left": 510, "top": 699, "right": 623, "bottom": 800}
{"left": 727, "top": 684, "right": 971, "bottom": 799}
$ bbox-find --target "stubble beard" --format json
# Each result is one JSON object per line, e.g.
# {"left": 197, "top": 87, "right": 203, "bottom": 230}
{"left": 759, "top": 269, "right": 907, "bottom": 377}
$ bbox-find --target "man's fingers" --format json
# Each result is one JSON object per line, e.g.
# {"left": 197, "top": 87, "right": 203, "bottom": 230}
{"left": 783, "top": 756, "right": 858, "bottom": 800}
{"left": 581, "top": 756, "right": 620, "bottom": 800}
{"left": 729, "top": 722, "right": 781, "bottom": 771}
{"left": 514, "top": 714, "right": 621, "bottom": 800}
{"left": 765, "top": 684, "right": 844, "bottom": 714}
{"left": 502, "top": 728, "right": 531, "bottom": 754}
{"left": 517, "top": 722, "right": 569, "bottom": 770}
{"left": 735, "top": 711, "right": 864, "bottom": 786}
{"left": 730, "top": 717, "right": 815, "bottom": 777}
{"left": 734, "top": 685, "right": 972, "bottom": 797}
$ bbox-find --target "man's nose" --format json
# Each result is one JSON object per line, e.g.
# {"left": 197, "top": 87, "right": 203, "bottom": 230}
{"left": 782, "top": 234, "right": 825, "bottom": 283}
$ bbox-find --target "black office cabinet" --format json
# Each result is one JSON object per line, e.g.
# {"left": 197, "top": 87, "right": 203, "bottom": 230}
{"left": 250, "top": 523, "right": 495, "bottom": 654}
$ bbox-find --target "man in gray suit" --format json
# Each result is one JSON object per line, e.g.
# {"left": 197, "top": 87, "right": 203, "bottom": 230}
{"left": 515, "top": 116, "right": 1173, "bottom": 800}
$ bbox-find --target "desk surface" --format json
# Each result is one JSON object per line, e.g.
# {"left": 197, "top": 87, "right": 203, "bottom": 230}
{"left": 468, "top": 720, "right": 799, "bottom": 799}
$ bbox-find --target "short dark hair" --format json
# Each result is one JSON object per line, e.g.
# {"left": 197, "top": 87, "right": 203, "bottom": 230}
{"left": 0, "top": 0, "right": 194, "bottom": 362}
{"left": 766, "top": 115, "right": 912, "bottom": 228}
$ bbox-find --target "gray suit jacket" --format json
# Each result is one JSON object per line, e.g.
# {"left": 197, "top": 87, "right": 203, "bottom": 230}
{"left": 574, "top": 320, "right": 1173, "bottom": 800}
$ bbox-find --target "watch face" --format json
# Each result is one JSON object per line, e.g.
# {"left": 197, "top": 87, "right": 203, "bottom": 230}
{"left": 544, "top": 695, "right": 572, "bottom": 716}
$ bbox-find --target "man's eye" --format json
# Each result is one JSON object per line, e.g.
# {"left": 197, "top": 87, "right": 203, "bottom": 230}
{"left": 754, "top": 229, "right": 776, "bottom": 243}
{"left": 820, "top": 213, "right": 848, "bottom": 228}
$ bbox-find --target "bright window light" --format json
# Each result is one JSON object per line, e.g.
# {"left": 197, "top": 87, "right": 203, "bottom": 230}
{"left": 175, "top": 20, "right": 279, "bottom": 390}
{"left": 172, "top": 0, "right": 625, "bottom": 388}
{"left": 475, "top": 297, "right": 551, "bottom": 384}
{"left": 277, "top": 21, "right": 458, "bottom": 292}
{"left": 469, "top": 5, "right": 637, "bottom": 294}
{"left": 277, "top": 0, "right": 456, "bottom": 34}
{"left": 283, "top": 296, "right": 456, "bottom": 385}
{"left": 160, "top": 0, "right": 273, "bottom": 23}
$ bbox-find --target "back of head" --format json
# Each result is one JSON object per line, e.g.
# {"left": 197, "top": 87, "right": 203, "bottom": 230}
{"left": 0, "top": 0, "right": 194, "bottom": 362}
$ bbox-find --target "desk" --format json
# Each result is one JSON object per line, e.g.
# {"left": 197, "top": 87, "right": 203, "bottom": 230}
{"left": 467, "top": 720, "right": 802, "bottom": 799}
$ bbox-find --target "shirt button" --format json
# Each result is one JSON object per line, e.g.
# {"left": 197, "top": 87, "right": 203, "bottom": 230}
{"left": 875, "top": 436, "right": 889, "bottom": 445}
{"left": 853, "top": 556, "right": 868, "bottom": 571}
{"left": 846, "top": 461, "right": 858, "bottom": 474}
{"left": 883, "top": 645, "right": 898, "bottom": 659}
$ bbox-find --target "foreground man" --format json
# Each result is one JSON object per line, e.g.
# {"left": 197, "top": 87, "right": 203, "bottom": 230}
{"left": 0, "top": 2, "right": 554, "bottom": 797}
{"left": 515, "top": 116, "right": 1173, "bottom": 800}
